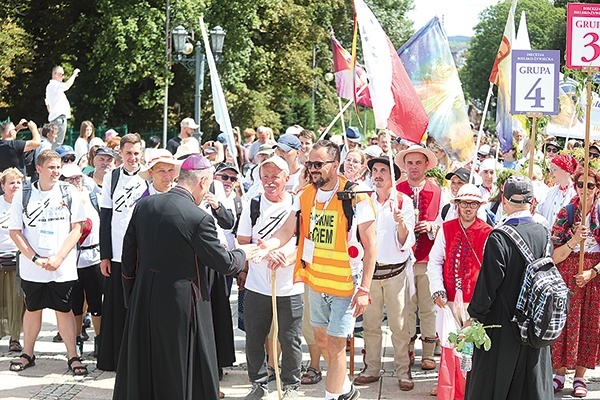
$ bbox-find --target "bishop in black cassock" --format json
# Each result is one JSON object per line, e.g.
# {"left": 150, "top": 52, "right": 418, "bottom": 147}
{"left": 113, "top": 155, "right": 248, "bottom": 400}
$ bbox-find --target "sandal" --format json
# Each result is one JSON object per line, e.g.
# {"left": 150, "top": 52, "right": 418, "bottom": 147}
{"left": 553, "top": 377, "right": 564, "bottom": 394}
{"left": 67, "top": 356, "right": 88, "bottom": 376}
{"left": 301, "top": 366, "right": 322, "bottom": 385}
{"left": 9, "top": 353, "right": 35, "bottom": 372}
{"left": 573, "top": 380, "right": 588, "bottom": 398}
{"left": 267, "top": 365, "right": 276, "bottom": 382}
{"left": 8, "top": 339, "right": 23, "bottom": 352}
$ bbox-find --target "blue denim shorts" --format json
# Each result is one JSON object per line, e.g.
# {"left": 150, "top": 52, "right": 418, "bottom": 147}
{"left": 308, "top": 286, "right": 355, "bottom": 338}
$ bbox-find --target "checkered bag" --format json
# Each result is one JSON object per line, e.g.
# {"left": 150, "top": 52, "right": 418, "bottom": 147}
{"left": 496, "top": 225, "right": 570, "bottom": 348}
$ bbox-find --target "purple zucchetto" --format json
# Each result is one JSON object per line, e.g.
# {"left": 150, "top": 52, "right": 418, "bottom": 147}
{"left": 180, "top": 154, "right": 213, "bottom": 171}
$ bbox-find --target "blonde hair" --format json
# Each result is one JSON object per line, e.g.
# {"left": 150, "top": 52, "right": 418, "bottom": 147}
{"left": 0, "top": 167, "right": 24, "bottom": 186}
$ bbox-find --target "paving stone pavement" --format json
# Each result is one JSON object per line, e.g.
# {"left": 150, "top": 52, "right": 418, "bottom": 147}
{"left": 2, "top": 293, "right": 600, "bottom": 399}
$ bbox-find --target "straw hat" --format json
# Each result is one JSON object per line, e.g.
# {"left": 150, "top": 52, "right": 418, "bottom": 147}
{"left": 394, "top": 145, "right": 437, "bottom": 170}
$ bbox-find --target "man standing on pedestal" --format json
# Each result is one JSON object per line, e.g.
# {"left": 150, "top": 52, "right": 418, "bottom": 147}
{"left": 45, "top": 66, "right": 79, "bottom": 149}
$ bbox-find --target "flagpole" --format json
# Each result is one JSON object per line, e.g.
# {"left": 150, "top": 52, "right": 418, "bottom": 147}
{"left": 526, "top": 112, "right": 542, "bottom": 179}
{"left": 319, "top": 85, "right": 368, "bottom": 141}
{"left": 563, "top": 96, "right": 579, "bottom": 149}
{"left": 470, "top": 82, "right": 494, "bottom": 182}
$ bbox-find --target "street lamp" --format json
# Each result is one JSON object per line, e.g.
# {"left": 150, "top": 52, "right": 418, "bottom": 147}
{"left": 172, "top": 24, "right": 226, "bottom": 137}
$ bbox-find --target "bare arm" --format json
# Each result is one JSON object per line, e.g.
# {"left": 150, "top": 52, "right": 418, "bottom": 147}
{"left": 9, "top": 230, "right": 37, "bottom": 260}
{"left": 23, "top": 120, "right": 41, "bottom": 152}
{"left": 44, "top": 222, "right": 83, "bottom": 270}
{"left": 258, "top": 211, "right": 297, "bottom": 252}
{"left": 64, "top": 68, "right": 80, "bottom": 90}
{"left": 553, "top": 224, "right": 586, "bottom": 265}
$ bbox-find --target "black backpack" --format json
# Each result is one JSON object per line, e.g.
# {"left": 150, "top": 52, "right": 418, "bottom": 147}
{"left": 496, "top": 224, "right": 569, "bottom": 348}
{"left": 22, "top": 181, "right": 72, "bottom": 218}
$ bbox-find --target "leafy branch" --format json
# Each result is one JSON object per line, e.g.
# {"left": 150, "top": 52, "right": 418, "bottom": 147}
{"left": 447, "top": 320, "right": 500, "bottom": 353}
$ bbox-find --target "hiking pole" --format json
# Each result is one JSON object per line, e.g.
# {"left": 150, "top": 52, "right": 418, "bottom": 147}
{"left": 271, "top": 269, "right": 283, "bottom": 400}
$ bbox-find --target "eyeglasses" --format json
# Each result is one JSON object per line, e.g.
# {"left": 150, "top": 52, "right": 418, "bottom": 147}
{"left": 576, "top": 181, "right": 597, "bottom": 190}
{"left": 457, "top": 201, "right": 481, "bottom": 209}
{"left": 345, "top": 158, "right": 362, "bottom": 165}
{"left": 590, "top": 152, "right": 600, "bottom": 159}
{"left": 546, "top": 147, "right": 559, "bottom": 153}
{"left": 216, "top": 174, "right": 238, "bottom": 182}
{"left": 305, "top": 160, "right": 335, "bottom": 170}
{"left": 63, "top": 176, "right": 82, "bottom": 183}
{"left": 61, "top": 155, "right": 76, "bottom": 163}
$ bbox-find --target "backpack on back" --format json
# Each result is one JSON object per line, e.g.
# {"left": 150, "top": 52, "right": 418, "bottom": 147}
{"left": 22, "top": 181, "right": 72, "bottom": 218}
{"left": 496, "top": 224, "right": 569, "bottom": 348}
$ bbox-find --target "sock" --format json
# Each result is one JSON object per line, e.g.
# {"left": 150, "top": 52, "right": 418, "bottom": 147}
{"left": 325, "top": 391, "right": 340, "bottom": 400}
{"left": 574, "top": 377, "right": 585, "bottom": 384}
{"left": 341, "top": 377, "right": 352, "bottom": 394}
{"left": 553, "top": 374, "right": 565, "bottom": 389}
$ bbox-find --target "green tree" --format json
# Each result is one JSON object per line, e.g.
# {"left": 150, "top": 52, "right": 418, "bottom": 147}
{"left": 460, "top": 0, "right": 565, "bottom": 103}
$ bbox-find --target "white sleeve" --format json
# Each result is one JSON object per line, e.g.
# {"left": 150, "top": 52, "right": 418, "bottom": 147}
{"left": 69, "top": 187, "right": 86, "bottom": 224}
{"left": 426, "top": 227, "right": 446, "bottom": 297}
{"left": 74, "top": 138, "right": 88, "bottom": 162}
{"left": 98, "top": 170, "right": 113, "bottom": 209}
{"left": 8, "top": 188, "right": 24, "bottom": 231}
{"left": 397, "top": 194, "right": 416, "bottom": 250}
{"left": 355, "top": 197, "right": 376, "bottom": 225}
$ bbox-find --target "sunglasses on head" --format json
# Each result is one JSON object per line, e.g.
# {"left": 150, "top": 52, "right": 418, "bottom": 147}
{"left": 305, "top": 160, "right": 335, "bottom": 170}
{"left": 576, "top": 181, "right": 597, "bottom": 190}
{"left": 546, "top": 147, "right": 559, "bottom": 153}
{"left": 61, "top": 155, "right": 76, "bottom": 163}
{"left": 216, "top": 174, "right": 238, "bottom": 182}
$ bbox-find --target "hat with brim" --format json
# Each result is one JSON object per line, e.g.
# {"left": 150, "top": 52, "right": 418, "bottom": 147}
{"left": 345, "top": 126, "right": 362, "bottom": 143}
{"left": 545, "top": 141, "right": 560, "bottom": 151}
{"left": 363, "top": 145, "right": 383, "bottom": 158}
{"left": 259, "top": 155, "right": 289, "bottom": 174}
{"left": 257, "top": 144, "right": 275, "bottom": 156}
{"left": 61, "top": 164, "right": 83, "bottom": 178}
{"left": 394, "top": 145, "right": 437, "bottom": 171}
{"left": 367, "top": 157, "right": 401, "bottom": 179}
{"left": 174, "top": 138, "right": 201, "bottom": 160}
{"left": 139, "top": 149, "right": 182, "bottom": 180}
{"left": 450, "top": 183, "right": 487, "bottom": 204}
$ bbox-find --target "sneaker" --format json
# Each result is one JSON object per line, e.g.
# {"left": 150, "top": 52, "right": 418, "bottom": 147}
{"left": 76, "top": 336, "right": 84, "bottom": 358}
{"left": 282, "top": 385, "right": 299, "bottom": 400}
{"left": 244, "top": 383, "right": 268, "bottom": 400}
{"left": 338, "top": 385, "right": 360, "bottom": 400}
{"left": 81, "top": 326, "right": 89, "bottom": 341}
{"left": 83, "top": 313, "right": 92, "bottom": 329}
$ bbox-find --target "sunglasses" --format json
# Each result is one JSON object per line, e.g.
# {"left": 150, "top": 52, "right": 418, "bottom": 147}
{"left": 457, "top": 201, "right": 481, "bottom": 209}
{"left": 576, "top": 181, "right": 597, "bottom": 190}
{"left": 590, "top": 152, "right": 600, "bottom": 159}
{"left": 305, "top": 160, "right": 335, "bottom": 170}
{"left": 216, "top": 174, "right": 238, "bottom": 182}
{"left": 61, "top": 155, "right": 76, "bottom": 163}
{"left": 546, "top": 147, "right": 559, "bottom": 153}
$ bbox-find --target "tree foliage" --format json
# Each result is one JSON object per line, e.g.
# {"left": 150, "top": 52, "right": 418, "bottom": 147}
{"left": 460, "top": 0, "right": 565, "bottom": 103}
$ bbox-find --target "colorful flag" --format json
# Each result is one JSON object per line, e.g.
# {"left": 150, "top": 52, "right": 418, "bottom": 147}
{"left": 397, "top": 17, "right": 474, "bottom": 165}
{"left": 330, "top": 32, "right": 372, "bottom": 108}
{"left": 490, "top": 0, "right": 518, "bottom": 153}
{"left": 200, "top": 17, "right": 237, "bottom": 159}
{"left": 354, "top": 0, "right": 428, "bottom": 144}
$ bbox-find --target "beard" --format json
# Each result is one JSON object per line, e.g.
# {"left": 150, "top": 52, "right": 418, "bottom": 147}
{"left": 312, "top": 173, "right": 329, "bottom": 188}
{"left": 460, "top": 212, "right": 477, "bottom": 224}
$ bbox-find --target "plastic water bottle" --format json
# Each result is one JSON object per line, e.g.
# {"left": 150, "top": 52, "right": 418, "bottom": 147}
{"left": 460, "top": 342, "right": 474, "bottom": 372}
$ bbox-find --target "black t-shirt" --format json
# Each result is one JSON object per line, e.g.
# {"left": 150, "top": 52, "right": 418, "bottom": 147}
{"left": 0, "top": 139, "right": 26, "bottom": 174}
{"left": 166, "top": 137, "right": 182, "bottom": 155}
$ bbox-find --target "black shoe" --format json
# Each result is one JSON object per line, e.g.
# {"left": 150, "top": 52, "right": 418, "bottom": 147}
{"left": 76, "top": 336, "right": 84, "bottom": 358}
{"left": 52, "top": 332, "right": 63, "bottom": 342}
{"left": 83, "top": 313, "right": 92, "bottom": 329}
{"left": 81, "top": 327, "right": 89, "bottom": 341}
{"left": 92, "top": 335, "right": 100, "bottom": 358}
{"left": 338, "top": 385, "right": 360, "bottom": 400}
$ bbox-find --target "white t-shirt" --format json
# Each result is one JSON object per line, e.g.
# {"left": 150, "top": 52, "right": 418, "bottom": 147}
{"left": 45, "top": 80, "right": 71, "bottom": 121}
{"left": 286, "top": 167, "right": 303, "bottom": 193}
{"left": 74, "top": 138, "right": 89, "bottom": 163}
{"left": 78, "top": 189, "right": 100, "bottom": 268}
{"left": 200, "top": 180, "right": 228, "bottom": 246}
{"left": 9, "top": 182, "right": 86, "bottom": 282}
{"left": 0, "top": 196, "right": 17, "bottom": 253}
{"left": 237, "top": 192, "right": 303, "bottom": 297}
{"left": 99, "top": 168, "right": 148, "bottom": 262}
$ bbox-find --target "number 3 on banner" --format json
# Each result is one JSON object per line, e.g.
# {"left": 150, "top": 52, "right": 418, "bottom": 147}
{"left": 525, "top": 78, "right": 545, "bottom": 108}
{"left": 582, "top": 32, "right": 600, "bottom": 63}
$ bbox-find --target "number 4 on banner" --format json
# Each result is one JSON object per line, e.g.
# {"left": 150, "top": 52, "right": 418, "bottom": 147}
{"left": 524, "top": 78, "right": 545, "bottom": 108}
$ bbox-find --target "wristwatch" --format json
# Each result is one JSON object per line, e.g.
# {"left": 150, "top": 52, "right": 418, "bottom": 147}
{"left": 31, "top": 254, "right": 40, "bottom": 263}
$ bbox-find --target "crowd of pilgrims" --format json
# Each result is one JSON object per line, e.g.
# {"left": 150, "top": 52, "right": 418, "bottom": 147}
{"left": 1, "top": 117, "right": 600, "bottom": 398}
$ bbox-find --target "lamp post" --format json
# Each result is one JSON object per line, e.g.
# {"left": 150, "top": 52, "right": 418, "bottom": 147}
{"left": 172, "top": 25, "right": 226, "bottom": 137}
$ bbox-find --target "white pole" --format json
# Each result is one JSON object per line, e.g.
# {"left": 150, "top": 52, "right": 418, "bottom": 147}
{"left": 319, "top": 85, "right": 368, "bottom": 141}
{"left": 563, "top": 96, "right": 579, "bottom": 149}
{"left": 470, "top": 82, "right": 494, "bottom": 182}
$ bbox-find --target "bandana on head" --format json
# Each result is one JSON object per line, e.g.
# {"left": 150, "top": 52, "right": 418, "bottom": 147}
{"left": 181, "top": 154, "right": 212, "bottom": 171}
{"left": 551, "top": 154, "right": 577, "bottom": 174}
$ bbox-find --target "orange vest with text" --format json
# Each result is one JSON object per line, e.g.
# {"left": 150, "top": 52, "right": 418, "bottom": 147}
{"left": 295, "top": 177, "right": 368, "bottom": 297}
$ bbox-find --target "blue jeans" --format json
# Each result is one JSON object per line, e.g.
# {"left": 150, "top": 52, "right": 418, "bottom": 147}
{"left": 308, "top": 286, "right": 355, "bottom": 338}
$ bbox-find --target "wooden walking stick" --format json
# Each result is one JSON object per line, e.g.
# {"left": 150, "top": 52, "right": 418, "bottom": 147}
{"left": 271, "top": 270, "right": 282, "bottom": 400}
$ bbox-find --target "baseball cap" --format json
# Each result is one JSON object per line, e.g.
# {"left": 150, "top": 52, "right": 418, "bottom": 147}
{"left": 363, "top": 145, "right": 383, "bottom": 158}
{"left": 180, "top": 117, "right": 199, "bottom": 129}
{"left": 274, "top": 135, "right": 302, "bottom": 152}
{"left": 259, "top": 155, "right": 289, "bottom": 174}
{"left": 257, "top": 144, "right": 275, "bottom": 156}
{"left": 204, "top": 147, "right": 218, "bottom": 154}
{"left": 181, "top": 154, "right": 213, "bottom": 171}
{"left": 56, "top": 145, "right": 76, "bottom": 157}
{"left": 478, "top": 158, "right": 496, "bottom": 173}
{"left": 503, "top": 176, "right": 534, "bottom": 204}
{"left": 445, "top": 167, "right": 471, "bottom": 183}
{"left": 216, "top": 133, "right": 228, "bottom": 144}
{"left": 61, "top": 164, "right": 83, "bottom": 178}
{"left": 477, "top": 144, "right": 491, "bottom": 156}
{"left": 95, "top": 147, "right": 114, "bottom": 158}
{"left": 215, "top": 162, "right": 240, "bottom": 175}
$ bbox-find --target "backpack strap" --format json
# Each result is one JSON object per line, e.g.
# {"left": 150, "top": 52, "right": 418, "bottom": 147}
{"left": 110, "top": 168, "right": 120, "bottom": 198}
{"left": 341, "top": 181, "right": 358, "bottom": 233}
{"left": 441, "top": 203, "right": 451, "bottom": 220}
{"left": 250, "top": 195, "right": 261, "bottom": 227}
{"left": 566, "top": 204, "right": 575, "bottom": 228}
{"left": 21, "top": 182, "right": 32, "bottom": 217}
{"left": 495, "top": 225, "right": 536, "bottom": 264}
{"left": 89, "top": 191, "right": 100, "bottom": 214}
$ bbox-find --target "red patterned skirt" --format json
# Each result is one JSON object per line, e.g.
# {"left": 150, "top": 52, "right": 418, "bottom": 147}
{"left": 551, "top": 252, "right": 600, "bottom": 370}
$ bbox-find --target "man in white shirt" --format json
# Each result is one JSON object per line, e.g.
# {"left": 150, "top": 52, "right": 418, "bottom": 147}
{"left": 8, "top": 150, "right": 87, "bottom": 375}
{"left": 353, "top": 157, "right": 416, "bottom": 391}
{"left": 97, "top": 133, "right": 148, "bottom": 371}
{"left": 45, "top": 66, "right": 80, "bottom": 149}
{"left": 237, "top": 156, "right": 303, "bottom": 400}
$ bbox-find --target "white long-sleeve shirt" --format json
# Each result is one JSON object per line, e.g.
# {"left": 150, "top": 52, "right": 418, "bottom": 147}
{"left": 371, "top": 191, "right": 415, "bottom": 264}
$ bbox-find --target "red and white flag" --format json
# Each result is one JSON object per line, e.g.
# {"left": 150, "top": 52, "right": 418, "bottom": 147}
{"left": 354, "top": 0, "right": 428, "bottom": 144}
{"left": 331, "top": 33, "right": 372, "bottom": 108}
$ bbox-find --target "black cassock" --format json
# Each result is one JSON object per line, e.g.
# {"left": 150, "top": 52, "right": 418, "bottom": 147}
{"left": 466, "top": 220, "right": 553, "bottom": 400}
{"left": 113, "top": 186, "right": 245, "bottom": 400}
